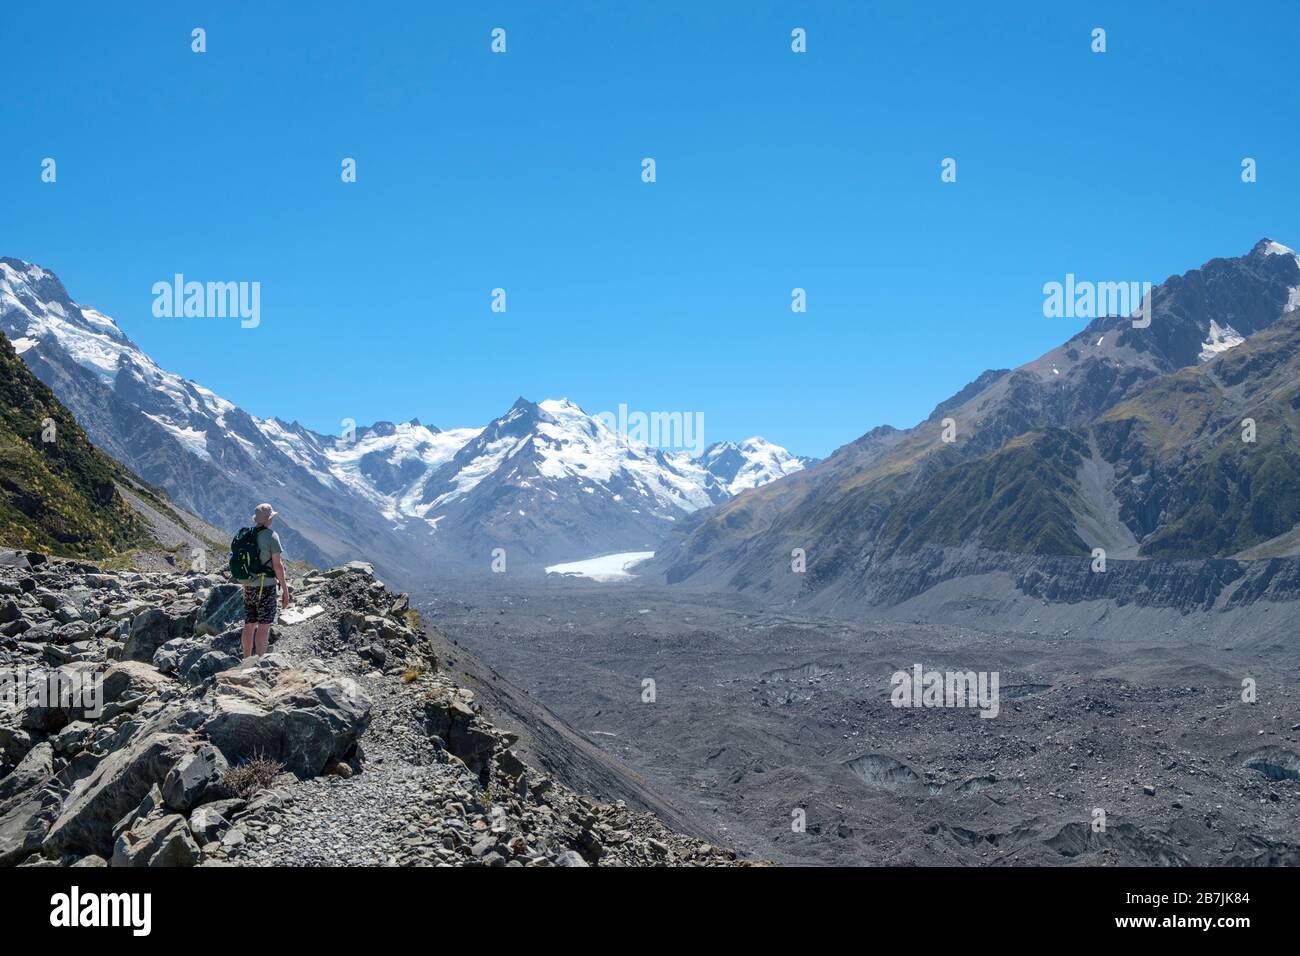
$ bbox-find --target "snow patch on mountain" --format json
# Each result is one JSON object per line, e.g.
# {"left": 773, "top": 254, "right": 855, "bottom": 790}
{"left": 1199, "top": 320, "right": 1246, "bottom": 362}
{"left": 530, "top": 399, "right": 720, "bottom": 511}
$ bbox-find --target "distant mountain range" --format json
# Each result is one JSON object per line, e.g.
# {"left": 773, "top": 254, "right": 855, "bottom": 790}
{"left": 652, "top": 239, "right": 1300, "bottom": 607}
{"left": 0, "top": 258, "right": 809, "bottom": 581}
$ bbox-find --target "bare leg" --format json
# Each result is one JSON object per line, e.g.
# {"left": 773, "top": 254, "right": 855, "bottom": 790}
{"left": 241, "top": 621, "right": 256, "bottom": 658}
{"left": 254, "top": 623, "right": 272, "bottom": 656}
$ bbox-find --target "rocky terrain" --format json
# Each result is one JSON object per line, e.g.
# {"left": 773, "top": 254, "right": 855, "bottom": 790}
{"left": 434, "top": 578, "right": 1300, "bottom": 866}
{"left": 0, "top": 550, "right": 747, "bottom": 867}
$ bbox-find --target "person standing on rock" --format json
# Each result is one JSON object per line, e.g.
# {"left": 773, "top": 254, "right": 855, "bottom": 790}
{"left": 231, "top": 503, "right": 291, "bottom": 657}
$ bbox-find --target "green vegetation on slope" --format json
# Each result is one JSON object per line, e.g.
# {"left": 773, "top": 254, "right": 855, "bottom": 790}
{"left": 877, "top": 429, "right": 1092, "bottom": 557}
{"left": 1098, "top": 314, "right": 1300, "bottom": 559}
{"left": 0, "top": 332, "right": 150, "bottom": 557}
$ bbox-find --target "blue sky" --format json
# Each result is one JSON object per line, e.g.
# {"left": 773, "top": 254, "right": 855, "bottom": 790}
{"left": 3, "top": 1, "right": 1298, "bottom": 458}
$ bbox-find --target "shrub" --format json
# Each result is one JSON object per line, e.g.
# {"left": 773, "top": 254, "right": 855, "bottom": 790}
{"left": 219, "top": 755, "right": 285, "bottom": 799}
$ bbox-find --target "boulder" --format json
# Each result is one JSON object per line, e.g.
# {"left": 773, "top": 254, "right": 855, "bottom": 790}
{"left": 1, "top": 617, "right": 30, "bottom": 638}
{"left": 122, "top": 607, "right": 193, "bottom": 663}
{"left": 183, "top": 651, "right": 240, "bottom": 686}
{"left": 423, "top": 693, "right": 498, "bottom": 772}
{"left": 103, "top": 660, "right": 174, "bottom": 704}
{"left": 50, "top": 721, "right": 94, "bottom": 757}
{"left": 18, "top": 662, "right": 103, "bottom": 731}
{"left": 112, "top": 813, "right": 201, "bottom": 867}
{"left": 199, "top": 655, "right": 371, "bottom": 777}
{"left": 0, "top": 741, "right": 54, "bottom": 803}
{"left": 53, "top": 605, "right": 82, "bottom": 625}
{"left": 0, "top": 787, "right": 61, "bottom": 866}
{"left": 154, "top": 632, "right": 242, "bottom": 681}
{"left": 188, "top": 799, "right": 243, "bottom": 844}
{"left": 195, "top": 585, "right": 243, "bottom": 637}
{"left": 161, "top": 743, "right": 227, "bottom": 812}
{"left": 0, "top": 725, "right": 36, "bottom": 763}
{"left": 111, "top": 783, "right": 166, "bottom": 845}
{"left": 43, "top": 732, "right": 199, "bottom": 856}
{"left": 20, "top": 620, "right": 56, "bottom": 643}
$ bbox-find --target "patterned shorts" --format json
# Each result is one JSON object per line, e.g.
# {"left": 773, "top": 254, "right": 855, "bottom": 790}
{"left": 242, "top": 583, "right": 278, "bottom": 625}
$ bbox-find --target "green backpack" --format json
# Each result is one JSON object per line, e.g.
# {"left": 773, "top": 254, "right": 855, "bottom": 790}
{"left": 229, "top": 527, "right": 272, "bottom": 581}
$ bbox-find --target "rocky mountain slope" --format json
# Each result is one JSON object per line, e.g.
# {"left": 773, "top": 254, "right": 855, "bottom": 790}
{"left": 0, "top": 552, "right": 748, "bottom": 867}
{"left": 1, "top": 257, "right": 806, "bottom": 581}
{"left": 653, "top": 239, "right": 1300, "bottom": 611}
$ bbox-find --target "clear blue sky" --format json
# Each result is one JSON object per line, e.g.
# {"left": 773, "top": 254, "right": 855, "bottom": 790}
{"left": 3, "top": 1, "right": 1297, "bottom": 458}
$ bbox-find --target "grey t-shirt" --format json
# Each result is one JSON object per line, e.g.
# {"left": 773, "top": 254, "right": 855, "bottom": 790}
{"left": 252, "top": 527, "right": 283, "bottom": 586}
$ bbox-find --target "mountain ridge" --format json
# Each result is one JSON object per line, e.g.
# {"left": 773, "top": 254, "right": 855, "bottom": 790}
{"left": 652, "top": 238, "right": 1300, "bottom": 608}
{"left": 1, "top": 258, "right": 808, "bottom": 580}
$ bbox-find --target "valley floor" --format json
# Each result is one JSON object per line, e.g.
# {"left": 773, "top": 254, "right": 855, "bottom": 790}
{"left": 425, "top": 580, "right": 1300, "bottom": 866}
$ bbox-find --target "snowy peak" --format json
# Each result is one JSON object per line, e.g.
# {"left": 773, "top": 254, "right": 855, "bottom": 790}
{"left": 1, "top": 258, "right": 139, "bottom": 385}
{"left": 3, "top": 254, "right": 812, "bottom": 569}
{"left": 411, "top": 397, "right": 721, "bottom": 525}
{"left": 324, "top": 419, "right": 482, "bottom": 518}
{"left": 1251, "top": 238, "right": 1299, "bottom": 260}
{"left": 697, "top": 437, "right": 813, "bottom": 495}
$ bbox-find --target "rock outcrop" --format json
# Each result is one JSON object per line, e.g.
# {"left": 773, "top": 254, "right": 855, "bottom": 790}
{"left": 0, "top": 553, "right": 746, "bottom": 867}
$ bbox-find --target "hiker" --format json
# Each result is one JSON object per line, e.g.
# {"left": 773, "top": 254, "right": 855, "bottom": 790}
{"left": 230, "top": 503, "right": 291, "bottom": 657}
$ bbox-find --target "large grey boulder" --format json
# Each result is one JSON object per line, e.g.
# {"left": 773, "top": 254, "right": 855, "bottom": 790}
{"left": 199, "top": 655, "right": 371, "bottom": 777}
{"left": 183, "top": 651, "right": 241, "bottom": 686}
{"left": 161, "top": 743, "right": 227, "bottom": 812}
{"left": 154, "top": 631, "right": 242, "bottom": 682}
{"left": 0, "top": 741, "right": 54, "bottom": 803}
{"left": 51, "top": 721, "right": 95, "bottom": 757}
{"left": 112, "top": 813, "right": 201, "bottom": 867}
{"left": 18, "top": 662, "right": 103, "bottom": 731}
{"left": 195, "top": 585, "right": 243, "bottom": 637}
{"left": 42, "top": 732, "right": 199, "bottom": 856}
{"left": 0, "top": 724, "right": 36, "bottom": 764}
{"left": 0, "top": 787, "right": 61, "bottom": 866}
{"left": 122, "top": 608, "right": 193, "bottom": 663}
{"left": 103, "top": 660, "right": 175, "bottom": 704}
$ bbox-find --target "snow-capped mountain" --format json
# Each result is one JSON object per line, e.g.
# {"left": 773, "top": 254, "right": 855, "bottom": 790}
{"left": 1, "top": 256, "right": 810, "bottom": 578}
{"left": 0, "top": 257, "right": 422, "bottom": 577}
{"left": 697, "top": 437, "right": 814, "bottom": 496}
{"left": 307, "top": 398, "right": 809, "bottom": 564}
{"left": 322, "top": 419, "right": 483, "bottom": 522}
